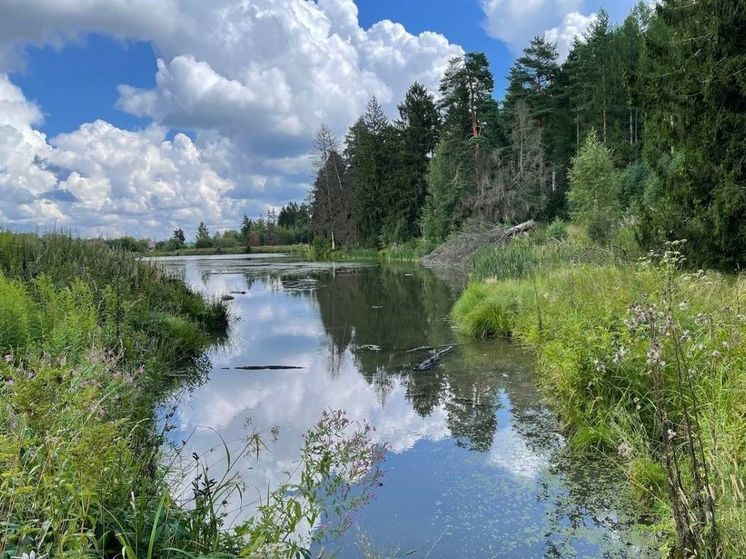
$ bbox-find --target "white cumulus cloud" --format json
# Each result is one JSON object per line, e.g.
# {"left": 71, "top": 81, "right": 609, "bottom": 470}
{"left": 0, "top": 0, "right": 463, "bottom": 237}
{"left": 479, "top": 0, "right": 638, "bottom": 59}
{"left": 543, "top": 11, "right": 597, "bottom": 59}
{"left": 0, "top": 74, "right": 236, "bottom": 237}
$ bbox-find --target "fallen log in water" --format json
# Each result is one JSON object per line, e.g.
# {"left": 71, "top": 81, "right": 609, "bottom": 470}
{"left": 412, "top": 345, "right": 454, "bottom": 371}
{"left": 404, "top": 343, "right": 457, "bottom": 354}
{"left": 223, "top": 365, "right": 305, "bottom": 371}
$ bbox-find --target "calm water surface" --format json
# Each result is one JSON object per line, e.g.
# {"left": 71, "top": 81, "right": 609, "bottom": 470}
{"left": 156, "top": 254, "right": 653, "bottom": 558}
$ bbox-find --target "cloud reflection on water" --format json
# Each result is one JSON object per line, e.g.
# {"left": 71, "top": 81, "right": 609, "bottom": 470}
{"left": 158, "top": 255, "right": 652, "bottom": 558}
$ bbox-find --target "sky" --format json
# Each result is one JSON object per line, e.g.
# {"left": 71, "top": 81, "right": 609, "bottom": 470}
{"left": 0, "top": 0, "right": 641, "bottom": 239}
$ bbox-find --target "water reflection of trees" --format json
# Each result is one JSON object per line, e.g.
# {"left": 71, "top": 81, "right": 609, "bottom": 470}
{"left": 221, "top": 263, "right": 555, "bottom": 456}
{"left": 311, "top": 264, "right": 512, "bottom": 452}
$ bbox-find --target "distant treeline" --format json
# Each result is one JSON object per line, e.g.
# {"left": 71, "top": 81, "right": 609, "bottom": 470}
{"left": 106, "top": 202, "right": 312, "bottom": 252}
{"left": 308, "top": 1, "right": 745, "bottom": 269}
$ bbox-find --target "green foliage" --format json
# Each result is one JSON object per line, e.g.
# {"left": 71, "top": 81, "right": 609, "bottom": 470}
{"left": 453, "top": 247, "right": 746, "bottom": 557}
{"left": 195, "top": 222, "right": 211, "bottom": 249}
{"left": 237, "top": 411, "right": 384, "bottom": 557}
{"left": 470, "top": 234, "right": 624, "bottom": 282}
{"left": 382, "top": 82, "right": 440, "bottom": 243}
{"left": 640, "top": 0, "right": 746, "bottom": 269}
{"left": 351, "top": 97, "right": 395, "bottom": 246}
{"left": 421, "top": 137, "right": 468, "bottom": 243}
{"left": 0, "top": 232, "right": 385, "bottom": 559}
{"left": 620, "top": 160, "right": 653, "bottom": 210}
{"left": 567, "top": 131, "right": 622, "bottom": 243}
{"left": 546, "top": 218, "right": 568, "bottom": 241}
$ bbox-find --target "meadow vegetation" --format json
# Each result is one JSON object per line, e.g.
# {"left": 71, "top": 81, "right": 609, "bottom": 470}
{"left": 0, "top": 231, "right": 383, "bottom": 559}
{"left": 453, "top": 234, "right": 745, "bottom": 557}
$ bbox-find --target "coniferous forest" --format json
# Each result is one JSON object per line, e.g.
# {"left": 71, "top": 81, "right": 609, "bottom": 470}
{"left": 309, "top": 1, "right": 745, "bottom": 269}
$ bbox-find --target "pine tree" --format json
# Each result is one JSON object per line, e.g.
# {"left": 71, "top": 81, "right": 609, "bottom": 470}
{"left": 425, "top": 52, "right": 501, "bottom": 235}
{"left": 504, "top": 36, "right": 559, "bottom": 125}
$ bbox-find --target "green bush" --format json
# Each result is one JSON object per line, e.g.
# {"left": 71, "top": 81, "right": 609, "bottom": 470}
{"left": 567, "top": 131, "right": 622, "bottom": 244}
{"left": 546, "top": 218, "right": 568, "bottom": 241}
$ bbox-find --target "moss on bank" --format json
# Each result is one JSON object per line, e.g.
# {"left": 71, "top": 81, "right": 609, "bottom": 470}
{"left": 453, "top": 244, "right": 745, "bottom": 557}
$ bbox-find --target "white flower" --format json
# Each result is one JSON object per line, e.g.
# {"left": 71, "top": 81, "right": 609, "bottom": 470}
{"left": 14, "top": 552, "right": 47, "bottom": 559}
{"left": 678, "top": 301, "right": 689, "bottom": 311}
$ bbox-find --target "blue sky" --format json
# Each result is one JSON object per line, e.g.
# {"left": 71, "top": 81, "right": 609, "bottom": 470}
{"left": 0, "top": 0, "right": 641, "bottom": 238}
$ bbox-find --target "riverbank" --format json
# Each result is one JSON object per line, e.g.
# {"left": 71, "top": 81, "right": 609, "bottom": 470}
{"left": 0, "top": 232, "right": 232, "bottom": 558}
{"left": 310, "top": 241, "right": 431, "bottom": 263}
{"left": 145, "top": 243, "right": 310, "bottom": 257}
{"left": 0, "top": 232, "right": 382, "bottom": 559}
{"left": 451, "top": 237, "right": 745, "bottom": 557}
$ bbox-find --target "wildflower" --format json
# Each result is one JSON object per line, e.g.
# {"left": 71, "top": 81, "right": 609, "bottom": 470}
{"left": 694, "top": 313, "right": 709, "bottom": 326}
{"left": 14, "top": 552, "right": 46, "bottom": 559}
{"left": 647, "top": 341, "right": 663, "bottom": 368}
{"left": 3, "top": 354, "right": 12, "bottom": 363}
{"left": 618, "top": 442, "right": 634, "bottom": 460}
{"left": 26, "top": 371, "right": 35, "bottom": 380}
{"left": 667, "top": 428, "right": 677, "bottom": 440}
{"left": 593, "top": 359, "right": 606, "bottom": 373}
{"left": 711, "top": 350, "right": 721, "bottom": 359}
{"left": 736, "top": 314, "right": 745, "bottom": 323}
{"left": 678, "top": 301, "right": 689, "bottom": 311}
{"left": 612, "top": 346, "right": 628, "bottom": 364}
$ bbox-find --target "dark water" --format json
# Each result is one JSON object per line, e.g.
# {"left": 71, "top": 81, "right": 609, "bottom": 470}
{"left": 155, "top": 254, "right": 653, "bottom": 558}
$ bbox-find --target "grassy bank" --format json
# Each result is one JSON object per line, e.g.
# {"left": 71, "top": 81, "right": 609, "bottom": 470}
{"left": 0, "top": 232, "right": 382, "bottom": 559}
{"left": 146, "top": 244, "right": 310, "bottom": 258}
{"left": 452, "top": 238, "right": 745, "bottom": 557}
{"left": 311, "top": 240, "right": 433, "bottom": 263}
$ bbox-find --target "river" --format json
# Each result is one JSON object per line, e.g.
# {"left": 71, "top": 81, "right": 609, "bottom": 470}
{"left": 153, "top": 254, "right": 654, "bottom": 558}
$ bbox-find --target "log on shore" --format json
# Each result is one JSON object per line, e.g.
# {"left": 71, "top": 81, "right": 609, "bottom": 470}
{"left": 420, "top": 220, "right": 535, "bottom": 272}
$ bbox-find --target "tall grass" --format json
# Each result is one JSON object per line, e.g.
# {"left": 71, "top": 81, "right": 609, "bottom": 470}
{"left": 311, "top": 239, "right": 431, "bottom": 263}
{"left": 470, "top": 233, "right": 631, "bottom": 282}
{"left": 453, "top": 243, "right": 745, "bottom": 557}
{"left": 0, "top": 231, "right": 384, "bottom": 559}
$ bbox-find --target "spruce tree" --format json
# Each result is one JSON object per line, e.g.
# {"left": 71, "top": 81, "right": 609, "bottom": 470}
{"left": 641, "top": 0, "right": 746, "bottom": 268}
{"left": 388, "top": 82, "right": 440, "bottom": 241}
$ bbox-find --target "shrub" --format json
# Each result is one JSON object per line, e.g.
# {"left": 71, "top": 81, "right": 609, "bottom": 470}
{"left": 567, "top": 131, "right": 622, "bottom": 244}
{"left": 546, "top": 218, "right": 568, "bottom": 242}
